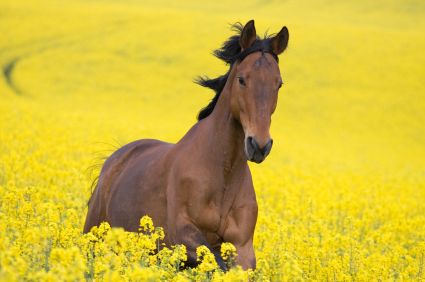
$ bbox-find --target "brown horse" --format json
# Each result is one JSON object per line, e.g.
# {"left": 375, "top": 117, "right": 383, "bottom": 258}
{"left": 84, "top": 20, "right": 289, "bottom": 270}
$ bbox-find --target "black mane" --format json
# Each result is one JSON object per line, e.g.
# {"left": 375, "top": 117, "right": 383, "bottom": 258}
{"left": 196, "top": 23, "right": 278, "bottom": 120}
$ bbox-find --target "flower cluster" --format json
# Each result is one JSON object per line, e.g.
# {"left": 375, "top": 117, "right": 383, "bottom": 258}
{"left": 1, "top": 0, "right": 425, "bottom": 280}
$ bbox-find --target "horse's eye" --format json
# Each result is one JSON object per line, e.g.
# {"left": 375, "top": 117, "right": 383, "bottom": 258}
{"left": 238, "top": 77, "right": 246, "bottom": 86}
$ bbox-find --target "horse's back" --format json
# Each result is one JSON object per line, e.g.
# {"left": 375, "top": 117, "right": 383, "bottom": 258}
{"left": 84, "top": 139, "right": 172, "bottom": 233}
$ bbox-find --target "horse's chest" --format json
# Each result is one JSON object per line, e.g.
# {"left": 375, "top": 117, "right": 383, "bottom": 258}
{"left": 194, "top": 180, "right": 241, "bottom": 233}
{"left": 180, "top": 165, "right": 246, "bottom": 235}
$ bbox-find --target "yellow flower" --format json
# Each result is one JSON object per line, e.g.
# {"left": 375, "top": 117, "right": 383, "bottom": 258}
{"left": 196, "top": 246, "right": 218, "bottom": 273}
{"left": 1, "top": 1, "right": 424, "bottom": 280}
{"left": 139, "top": 216, "right": 155, "bottom": 233}
{"left": 221, "top": 242, "right": 237, "bottom": 269}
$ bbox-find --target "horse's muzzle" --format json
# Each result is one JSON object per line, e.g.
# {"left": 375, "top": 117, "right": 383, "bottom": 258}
{"left": 245, "top": 136, "right": 273, "bottom": 163}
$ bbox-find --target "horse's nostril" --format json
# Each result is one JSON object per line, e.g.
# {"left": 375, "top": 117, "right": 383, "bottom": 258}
{"left": 263, "top": 139, "right": 273, "bottom": 156}
{"left": 245, "top": 137, "right": 272, "bottom": 163}
{"left": 267, "top": 139, "right": 273, "bottom": 151}
{"left": 247, "top": 136, "right": 258, "bottom": 150}
{"left": 261, "top": 139, "right": 273, "bottom": 156}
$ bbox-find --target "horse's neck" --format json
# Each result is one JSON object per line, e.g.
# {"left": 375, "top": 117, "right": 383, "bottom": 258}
{"left": 209, "top": 102, "right": 245, "bottom": 174}
{"left": 205, "top": 67, "right": 246, "bottom": 175}
{"left": 179, "top": 64, "right": 246, "bottom": 176}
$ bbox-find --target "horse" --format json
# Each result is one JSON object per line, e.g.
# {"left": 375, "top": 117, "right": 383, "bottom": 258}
{"left": 84, "top": 20, "right": 289, "bottom": 270}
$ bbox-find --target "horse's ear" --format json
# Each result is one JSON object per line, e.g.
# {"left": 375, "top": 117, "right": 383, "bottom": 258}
{"left": 240, "top": 20, "right": 257, "bottom": 50}
{"left": 271, "top": 26, "right": 289, "bottom": 55}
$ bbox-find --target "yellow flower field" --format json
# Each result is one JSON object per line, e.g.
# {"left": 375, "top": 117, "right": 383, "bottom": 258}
{"left": 1, "top": 0, "right": 425, "bottom": 281}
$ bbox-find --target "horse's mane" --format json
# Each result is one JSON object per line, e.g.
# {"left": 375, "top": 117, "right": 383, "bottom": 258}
{"left": 196, "top": 23, "right": 278, "bottom": 120}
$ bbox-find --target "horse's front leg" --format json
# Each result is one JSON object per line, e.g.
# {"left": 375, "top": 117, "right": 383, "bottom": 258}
{"left": 172, "top": 215, "right": 226, "bottom": 270}
{"left": 223, "top": 200, "right": 258, "bottom": 270}
{"left": 234, "top": 239, "right": 256, "bottom": 270}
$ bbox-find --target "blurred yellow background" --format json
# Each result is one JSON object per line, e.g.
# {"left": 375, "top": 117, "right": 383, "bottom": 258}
{"left": 1, "top": 0, "right": 424, "bottom": 280}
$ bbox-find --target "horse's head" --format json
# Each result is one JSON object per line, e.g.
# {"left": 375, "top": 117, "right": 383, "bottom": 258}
{"left": 230, "top": 20, "right": 289, "bottom": 163}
